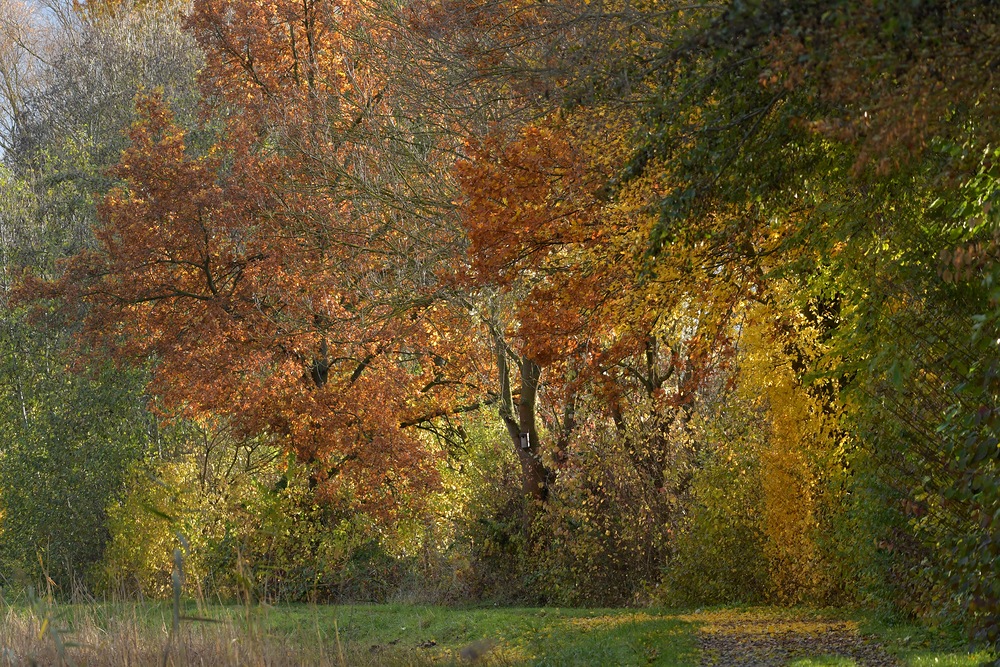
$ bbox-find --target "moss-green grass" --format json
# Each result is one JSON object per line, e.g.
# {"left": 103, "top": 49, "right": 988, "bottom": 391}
{"left": 858, "top": 614, "right": 995, "bottom": 667}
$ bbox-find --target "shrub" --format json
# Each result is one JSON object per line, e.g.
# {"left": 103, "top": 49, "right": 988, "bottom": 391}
{"left": 0, "top": 318, "right": 149, "bottom": 595}
{"left": 661, "top": 406, "right": 770, "bottom": 605}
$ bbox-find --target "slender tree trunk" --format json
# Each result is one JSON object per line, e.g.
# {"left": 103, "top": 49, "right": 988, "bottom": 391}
{"left": 493, "top": 328, "right": 548, "bottom": 501}
{"left": 515, "top": 356, "right": 547, "bottom": 500}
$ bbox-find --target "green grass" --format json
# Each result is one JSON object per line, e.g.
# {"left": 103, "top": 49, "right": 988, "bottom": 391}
{"left": 788, "top": 658, "right": 856, "bottom": 667}
{"left": 230, "top": 604, "right": 699, "bottom": 665}
{"left": 859, "top": 614, "right": 995, "bottom": 667}
{"left": 3, "top": 600, "right": 698, "bottom": 665}
{"left": 1, "top": 600, "right": 994, "bottom": 666}
{"left": 789, "top": 656, "right": 991, "bottom": 667}
{"left": 258, "top": 604, "right": 995, "bottom": 666}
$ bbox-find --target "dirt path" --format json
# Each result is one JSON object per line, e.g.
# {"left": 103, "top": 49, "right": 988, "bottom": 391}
{"left": 688, "top": 610, "right": 901, "bottom": 667}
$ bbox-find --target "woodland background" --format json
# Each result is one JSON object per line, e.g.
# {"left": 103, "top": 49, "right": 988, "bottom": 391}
{"left": 0, "top": 0, "right": 997, "bottom": 656}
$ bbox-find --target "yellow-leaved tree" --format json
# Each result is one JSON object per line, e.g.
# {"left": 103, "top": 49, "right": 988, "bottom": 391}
{"left": 738, "top": 282, "right": 846, "bottom": 603}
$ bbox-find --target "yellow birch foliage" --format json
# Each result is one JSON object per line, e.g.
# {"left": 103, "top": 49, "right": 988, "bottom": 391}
{"left": 738, "top": 285, "right": 842, "bottom": 603}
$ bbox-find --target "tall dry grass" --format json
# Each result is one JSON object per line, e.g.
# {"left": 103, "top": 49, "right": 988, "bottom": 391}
{"left": 0, "top": 547, "right": 504, "bottom": 666}
{"left": 0, "top": 602, "right": 455, "bottom": 667}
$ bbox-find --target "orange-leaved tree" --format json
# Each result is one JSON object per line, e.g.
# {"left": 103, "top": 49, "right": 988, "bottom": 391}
{"left": 34, "top": 0, "right": 492, "bottom": 513}
{"left": 457, "top": 106, "right": 742, "bottom": 501}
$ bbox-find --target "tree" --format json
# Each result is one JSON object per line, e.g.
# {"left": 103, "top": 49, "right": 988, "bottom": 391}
{"left": 0, "top": 0, "right": 40, "bottom": 158}
{"left": 455, "top": 97, "right": 743, "bottom": 499}
{"left": 6, "top": 0, "right": 201, "bottom": 170}
{"left": 0, "top": 161, "right": 151, "bottom": 592}
{"left": 0, "top": 0, "right": 203, "bottom": 594}
{"left": 39, "top": 93, "right": 470, "bottom": 512}
{"left": 36, "top": 0, "right": 498, "bottom": 512}
{"left": 615, "top": 0, "right": 1000, "bottom": 645}
{"left": 0, "top": 310, "right": 150, "bottom": 593}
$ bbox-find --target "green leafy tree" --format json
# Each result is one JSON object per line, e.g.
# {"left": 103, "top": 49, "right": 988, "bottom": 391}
{"left": 0, "top": 306, "right": 150, "bottom": 592}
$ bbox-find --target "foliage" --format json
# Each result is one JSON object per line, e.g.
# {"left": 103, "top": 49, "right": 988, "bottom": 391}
{"left": 605, "top": 0, "right": 1000, "bottom": 648}
{"left": 524, "top": 407, "right": 696, "bottom": 607}
{"left": 0, "top": 144, "right": 152, "bottom": 595}
{"left": 33, "top": 0, "right": 491, "bottom": 509}
{"left": 0, "top": 309, "right": 149, "bottom": 593}
{"left": 96, "top": 454, "right": 200, "bottom": 599}
{"left": 437, "top": 414, "right": 532, "bottom": 603}
{"left": 98, "top": 419, "right": 419, "bottom": 603}
{"left": 737, "top": 289, "right": 846, "bottom": 605}
{"left": 663, "top": 402, "right": 770, "bottom": 606}
{"left": 3, "top": 0, "right": 1000, "bottom": 655}
{"left": 5, "top": 0, "right": 202, "bottom": 171}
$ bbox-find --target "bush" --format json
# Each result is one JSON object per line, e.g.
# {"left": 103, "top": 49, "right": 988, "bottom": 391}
{"left": 661, "top": 407, "right": 770, "bottom": 605}
{"left": 520, "top": 405, "right": 695, "bottom": 607}
{"left": 0, "top": 317, "right": 150, "bottom": 596}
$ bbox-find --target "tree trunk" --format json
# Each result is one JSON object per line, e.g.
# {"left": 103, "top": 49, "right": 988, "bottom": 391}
{"left": 493, "top": 329, "right": 549, "bottom": 501}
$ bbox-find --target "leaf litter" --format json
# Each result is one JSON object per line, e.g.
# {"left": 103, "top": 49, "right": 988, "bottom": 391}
{"left": 685, "top": 610, "right": 900, "bottom": 666}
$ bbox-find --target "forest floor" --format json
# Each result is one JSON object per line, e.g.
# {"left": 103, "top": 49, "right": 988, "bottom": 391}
{"left": 0, "top": 601, "right": 993, "bottom": 666}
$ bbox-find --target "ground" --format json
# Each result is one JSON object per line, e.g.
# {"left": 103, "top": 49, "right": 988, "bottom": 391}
{"left": 0, "top": 602, "right": 992, "bottom": 665}
{"left": 693, "top": 609, "right": 899, "bottom": 666}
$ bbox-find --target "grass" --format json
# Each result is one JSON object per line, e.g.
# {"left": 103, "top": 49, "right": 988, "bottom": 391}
{"left": 859, "top": 614, "right": 995, "bottom": 667}
{"left": 788, "top": 658, "right": 856, "bottom": 667}
{"left": 0, "top": 600, "right": 699, "bottom": 666}
{"left": 257, "top": 604, "right": 697, "bottom": 665}
{"left": 0, "top": 599, "right": 993, "bottom": 666}
{"left": 789, "top": 654, "right": 992, "bottom": 667}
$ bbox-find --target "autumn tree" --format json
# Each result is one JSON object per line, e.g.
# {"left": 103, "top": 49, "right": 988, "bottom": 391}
{"left": 455, "top": 110, "right": 736, "bottom": 490}
{"left": 372, "top": 0, "right": 731, "bottom": 510}
{"left": 32, "top": 0, "right": 506, "bottom": 516}
{"left": 612, "top": 0, "right": 1000, "bottom": 645}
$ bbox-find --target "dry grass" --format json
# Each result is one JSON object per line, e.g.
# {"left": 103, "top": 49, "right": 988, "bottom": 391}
{"left": 0, "top": 603, "right": 448, "bottom": 667}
